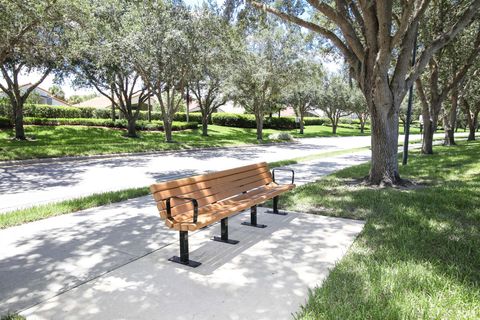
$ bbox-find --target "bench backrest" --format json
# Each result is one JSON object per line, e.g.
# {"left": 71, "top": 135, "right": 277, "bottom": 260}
{"left": 150, "top": 162, "right": 273, "bottom": 219}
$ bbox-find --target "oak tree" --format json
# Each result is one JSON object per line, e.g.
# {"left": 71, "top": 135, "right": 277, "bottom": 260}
{"left": 247, "top": 0, "right": 480, "bottom": 184}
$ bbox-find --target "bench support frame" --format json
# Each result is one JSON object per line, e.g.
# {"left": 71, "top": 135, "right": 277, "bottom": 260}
{"left": 241, "top": 205, "right": 267, "bottom": 228}
{"left": 212, "top": 217, "right": 239, "bottom": 244}
{"left": 169, "top": 231, "right": 201, "bottom": 268}
{"left": 266, "top": 196, "right": 288, "bottom": 215}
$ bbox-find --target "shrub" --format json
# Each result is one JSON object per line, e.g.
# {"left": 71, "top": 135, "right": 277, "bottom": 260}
{"left": 211, "top": 113, "right": 329, "bottom": 130}
{"left": 0, "top": 103, "right": 114, "bottom": 119}
{"left": 211, "top": 113, "right": 257, "bottom": 128}
{"left": 264, "top": 117, "right": 298, "bottom": 130}
{"left": 23, "top": 117, "right": 198, "bottom": 131}
{"left": 268, "top": 132, "right": 294, "bottom": 141}
{"left": 303, "top": 117, "right": 326, "bottom": 126}
{"left": 173, "top": 112, "right": 203, "bottom": 123}
{"left": 0, "top": 117, "right": 12, "bottom": 128}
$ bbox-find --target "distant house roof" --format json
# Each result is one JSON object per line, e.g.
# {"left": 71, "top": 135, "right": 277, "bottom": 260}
{"left": 18, "top": 83, "right": 71, "bottom": 106}
{"left": 74, "top": 93, "right": 158, "bottom": 108}
{"left": 74, "top": 96, "right": 111, "bottom": 108}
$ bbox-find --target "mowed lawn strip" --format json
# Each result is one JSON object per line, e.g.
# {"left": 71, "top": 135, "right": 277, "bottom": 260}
{"left": 0, "top": 124, "right": 373, "bottom": 161}
{"left": 277, "top": 140, "right": 480, "bottom": 319}
{"left": 0, "top": 187, "right": 149, "bottom": 229}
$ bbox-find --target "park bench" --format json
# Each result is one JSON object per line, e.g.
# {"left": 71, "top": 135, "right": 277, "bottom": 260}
{"left": 150, "top": 162, "right": 295, "bottom": 268}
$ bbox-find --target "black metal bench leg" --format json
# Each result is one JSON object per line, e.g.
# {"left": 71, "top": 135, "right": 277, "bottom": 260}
{"left": 266, "top": 196, "right": 288, "bottom": 215}
{"left": 212, "top": 217, "right": 239, "bottom": 244}
{"left": 241, "top": 205, "right": 267, "bottom": 228}
{"left": 169, "top": 231, "right": 202, "bottom": 268}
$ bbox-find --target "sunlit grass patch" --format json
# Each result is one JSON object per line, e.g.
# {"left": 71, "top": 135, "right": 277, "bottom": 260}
{"left": 0, "top": 187, "right": 149, "bottom": 229}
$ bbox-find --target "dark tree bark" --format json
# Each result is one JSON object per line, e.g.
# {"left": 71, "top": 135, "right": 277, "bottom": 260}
{"left": 163, "top": 118, "right": 173, "bottom": 142}
{"left": 356, "top": 113, "right": 368, "bottom": 134}
{"left": 370, "top": 102, "right": 400, "bottom": 185}
{"left": 443, "top": 89, "right": 458, "bottom": 146}
{"left": 299, "top": 113, "right": 304, "bottom": 134}
{"left": 255, "top": 113, "right": 264, "bottom": 141}
{"left": 126, "top": 117, "right": 137, "bottom": 138}
{"left": 462, "top": 97, "right": 479, "bottom": 141}
{"left": 202, "top": 115, "right": 209, "bottom": 136}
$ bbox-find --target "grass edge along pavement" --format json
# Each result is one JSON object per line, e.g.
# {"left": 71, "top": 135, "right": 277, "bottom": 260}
{"left": 276, "top": 140, "right": 480, "bottom": 319}
{"left": 0, "top": 146, "right": 371, "bottom": 229}
{"left": 0, "top": 187, "right": 149, "bottom": 229}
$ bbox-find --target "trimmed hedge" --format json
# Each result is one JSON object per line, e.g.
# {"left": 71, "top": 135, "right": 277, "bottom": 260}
{"left": 0, "top": 103, "right": 208, "bottom": 123}
{"left": 212, "top": 113, "right": 256, "bottom": 128}
{"left": 0, "top": 104, "right": 100, "bottom": 119}
{"left": 0, "top": 116, "right": 12, "bottom": 128}
{"left": 23, "top": 117, "right": 198, "bottom": 131}
{"left": 211, "top": 113, "right": 298, "bottom": 129}
{"left": 304, "top": 117, "right": 326, "bottom": 126}
{"left": 2, "top": 103, "right": 370, "bottom": 130}
{"left": 211, "top": 113, "right": 328, "bottom": 130}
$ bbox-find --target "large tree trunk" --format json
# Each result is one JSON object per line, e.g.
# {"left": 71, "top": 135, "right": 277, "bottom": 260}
{"left": 126, "top": 117, "right": 138, "bottom": 138}
{"left": 111, "top": 104, "right": 115, "bottom": 122}
{"left": 468, "top": 112, "right": 478, "bottom": 141}
{"left": 164, "top": 119, "right": 173, "bottom": 142}
{"left": 464, "top": 98, "right": 478, "bottom": 141}
{"left": 421, "top": 101, "right": 440, "bottom": 154}
{"left": 369, "top": 99, "right": 401, "bottom": 186}
{"left": 359, "top": 115, "right": 366, "bottom": 133}
{"left": 422, "top": 113, "right": 435, "bottom": 154}
{"left": 13, "top": 100, "right": 26, "bottom": 140}
{"left": 443, "top": 90, "right": 458, "bottom": 146}
{"left": 299, "top": 113, "right": 304, "bottom": 134}
{"left": 201, "top": 114, "right": 209, "bottom": 136}
{"left": 255, "top": 114, "right": 263, "bottom": 141}
{"left": 332, "top": 123, "right": 337, "bottom": 134}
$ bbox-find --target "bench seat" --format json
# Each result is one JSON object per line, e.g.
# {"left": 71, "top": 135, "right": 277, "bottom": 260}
{"left": 166, "top": 183, "right": 294, "bottom": 231}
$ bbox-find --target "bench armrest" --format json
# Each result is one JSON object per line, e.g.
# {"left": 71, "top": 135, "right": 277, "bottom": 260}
{"left": 272, "top": 168, "right": 295, "bottom": 185}
{"left": 166, "top": 196, "right": 199, "bottom": 223}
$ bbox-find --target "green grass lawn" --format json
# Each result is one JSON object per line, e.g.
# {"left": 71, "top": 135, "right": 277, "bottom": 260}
{"left": 277, "top": 140, "right": 480, "bottom": 319}
{"left": 0, "top": 124, "right": 370, "bottom": 161}
{"left": 0, "top": 187, "right": 149, "bottom": 229}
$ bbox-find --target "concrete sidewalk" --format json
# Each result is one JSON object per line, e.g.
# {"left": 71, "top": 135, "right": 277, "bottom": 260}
{"left": 21, "top": 209, "right": 364, "bottom": 320}
{"left": 0, "top": 150, "right": 370, "bottom": 317}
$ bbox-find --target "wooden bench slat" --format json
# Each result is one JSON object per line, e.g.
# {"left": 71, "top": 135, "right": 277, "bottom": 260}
{"left": 166, "top": 183, "right": 292, "bottom": 223}
{"left": 152, "top": 166, "right": 272, "bottom": 205}
{"left": 159, "top": 176, "right": 274, "bottom": 218}
{"left": 161, "top": 170, "right": 273, "bottom": 209}
{"left": 157, "top": 182, "right": 280, "bottom": 219}
{"left": 150, "top": 162, "right": 269, "bottom": 193}
{"left": 167, "top": 184, "right": 294, "bottom": 231}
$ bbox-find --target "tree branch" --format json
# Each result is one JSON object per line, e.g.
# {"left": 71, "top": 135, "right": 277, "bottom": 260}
{"left": 23, "top": 68, "right": 52, "bottom": 99}
{"left": 307, "top": 0, "right": 365, "bottom": 60}
{"left": 247, "top": 0, "right": 358, "bottom": 65}
{"left": 407, "top": 0, "right": 480, "bottom": 87}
